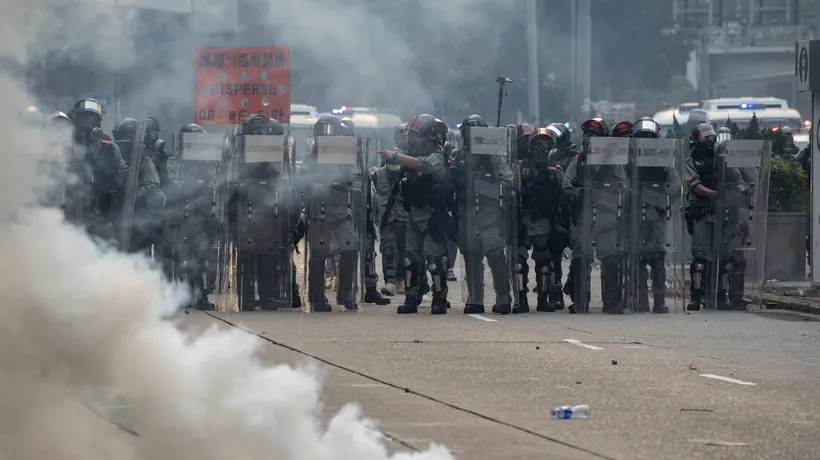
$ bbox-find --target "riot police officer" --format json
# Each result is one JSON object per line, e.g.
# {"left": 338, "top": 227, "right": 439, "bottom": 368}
{"left": 233, "top": 115, "right": 297, "bottom": 311}
{"left": 340, "top": 116, "right": 390, "bottom": 306}
{"left": 452, "top": 114, "right": 515, "bottom": 315}
{"left": 68, "top": 98, "right": 128, "bottom": 243}
{"left": 378, "top": 114, "right": 453, "bottom": 315}
{"left": 564, "top": 118, "right": 627, "bottom": 314}
{"left": 683, "top": 123, "right": 723, "bottom": 311}
{"left": 514, "top": 123, "right": 536, "bottom": 313}
{"left": 521, "top": 127, "right": 571, "bottom": 312}
{"left": 111, "top": 117, "right": 166, "bottom": 255}
{"left": 375, "top": 123, "right": 411, "bottom": 296}
{"left": 301, "top": 115, "right": 365, "bottom": 312}
{"left": 630, "top": 117, "right": 681, "bottom": 313}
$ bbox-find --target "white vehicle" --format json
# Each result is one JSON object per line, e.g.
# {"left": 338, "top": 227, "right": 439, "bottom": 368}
{"left": 653, "top": 102, "right": 699, "bottom": 138}
{"left": 687, "top": 101, "right": 803, "bottom": 133}
{"left": 287, "top": 104, "right": 319, "bottom": 168}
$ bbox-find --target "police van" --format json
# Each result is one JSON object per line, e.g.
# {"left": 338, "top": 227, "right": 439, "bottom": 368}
{"left": 686, "top": 97, "right": 807, "bottom": 147}
{"left": 652, "top": 102, "right": 699, "bottom": 138}
{"left": 287, "top": 103, "right": 320, "bottom": 171}
{"left": 686, "top": 97, "right": 803, "bottom": 129}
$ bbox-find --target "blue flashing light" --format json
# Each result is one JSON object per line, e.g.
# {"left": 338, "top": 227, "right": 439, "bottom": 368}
{"left": 331, "top": 105, "right": 349, "bottom": 115}
{"left": 564, "top": 122, "right": 570, "bottom": 128}
{"left": 739, "top": 103, "right": 763, "bottom": 110}
{"left": 456, "top": 123, "right": 462, "bottom": 129}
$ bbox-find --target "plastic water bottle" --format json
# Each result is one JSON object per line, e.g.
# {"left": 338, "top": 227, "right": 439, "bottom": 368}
{"left": 551, "top": 405, "right": 590, "bottom": 419}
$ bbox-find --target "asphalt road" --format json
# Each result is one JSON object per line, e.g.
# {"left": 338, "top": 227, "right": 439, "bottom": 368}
{"left": 179, "top": 283, "right": 820, "bottom": 460}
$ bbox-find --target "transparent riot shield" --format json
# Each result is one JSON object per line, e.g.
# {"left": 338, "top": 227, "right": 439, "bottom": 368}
{"left": 627, "top": 138, "right": 686, "bottom": 314}
{"left": 707, "top": 140, "right": 771, "bottom": 311}
{"left": 172, "top": 132, "right": 233, "bottom": 310}
{"left": 300, "top": 136, "right": 367, "bottom": 312}
{"left": 235, "top": 133, "right": 293, "bottom": 311}
{"left": 118, "top": 116, "right": 147, "bottom": 252}
{"left": 576, "top": 137, "right": 630, "bottom": 314}
{"left": 459, "top": 126, "right": 518, "bottom": 312}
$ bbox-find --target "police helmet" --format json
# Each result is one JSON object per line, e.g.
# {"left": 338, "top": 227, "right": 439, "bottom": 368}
{"left": 691, "top": 123, "right": 718, "bottom": 149}
{"left": 546, "top": 122, "right": 572, "bottom": 148}
{"left": 242, "top": 114, "right": 271, "bottom": 135}
{"left": 407, "top": 113, "right": 448, "bottom": 146}
{"left": 580, "top": 118, "right": 609, "bottom": 138}
{"left": 340, "top": 117, "right": 356, "bottom": 136}
{"left": 611, "top": 121, "right": 633, "bottom": 138}
{"left": 314, "top": 114, "right": 343, "bottom": 137}
{"left": 71, "top": 98, "right": 103, "bottom": 128}
{"left": 632, "top": 117, "right": 661, "bottom": 139}
{"left": 269, "top": 118, "right": 285, "bottom": 135}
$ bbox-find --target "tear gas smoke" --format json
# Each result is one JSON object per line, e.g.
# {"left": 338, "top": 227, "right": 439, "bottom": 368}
{"left": 0, "top": 1, "right": 453, "bottom": 458}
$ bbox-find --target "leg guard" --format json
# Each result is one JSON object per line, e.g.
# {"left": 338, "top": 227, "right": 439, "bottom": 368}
{"left": 687, "top": 258, "right": 707, "bottom": 311}
{"left": 636, "top": 254, "right": 650, "bottom": 312}
{"left": 403, "top": 257, "right": 424, "bottom": 307}
{"left": 427, "top": 255, "right": 449, "bottom": 307}
{"left": 547, "top": 258, "right": 565, "bottom": 310}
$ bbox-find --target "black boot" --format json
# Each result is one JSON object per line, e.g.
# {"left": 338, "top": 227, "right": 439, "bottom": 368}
{"left": 548, "top": 284, "right": 565, "bottom": 311}
{"left": 431, "top": 298, "right": 448, "bottom": 315}
{"left": 652, "top": 294, "right": 668, "bottom": 314}
{"left": 491, "top": 304, "right": 512, "bottom": 315}
{"left": 513, "top": 290, "right": 530, "bottom": 313}
{"left": 464, "top": 304, "right": 485, "bottom": 314}
{"left": 536, "top": 292, "right": 555, "bottom": 312}
{"left": 365, "top": 290, "right": 391, "bottom": 305}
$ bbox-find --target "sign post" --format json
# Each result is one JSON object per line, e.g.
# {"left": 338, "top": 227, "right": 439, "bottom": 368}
{"left": 194, "top": 46, "right": 291, "bottom": 125}
{"left": 795, "top": 40, "right": 820, "bottom": 286}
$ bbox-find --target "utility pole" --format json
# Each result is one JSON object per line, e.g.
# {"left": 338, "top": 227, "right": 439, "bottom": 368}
{"left": 576, "top": 0, "right": 592, "bottom": 125}
{"left": 526, "top": 0, "right": 540, "bottom": 125}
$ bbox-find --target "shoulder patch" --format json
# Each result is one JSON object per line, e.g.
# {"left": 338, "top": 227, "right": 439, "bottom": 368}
{"left": 101, "top": 139, "right": 113, "bottom": 144}
{"left": 547, "top": 166, "right": 557, "bottom": 171}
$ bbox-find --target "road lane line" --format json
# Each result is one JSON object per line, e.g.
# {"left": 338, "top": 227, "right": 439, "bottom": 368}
{"left": 467, "top": 314, "right": 497, "bottom": 322}
{"left": 562, "top": 339, "right": 603, "bottom": 350}
{"left": 699, "top": 374, "right": 756, "bottom": 386}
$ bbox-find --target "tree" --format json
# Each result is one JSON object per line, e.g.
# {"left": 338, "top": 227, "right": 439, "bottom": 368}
{"left": 724, "top": 118, "right": 741, "bottom": 139}
{"left": 743, "top": 114, "right": 762, "bottom": 140}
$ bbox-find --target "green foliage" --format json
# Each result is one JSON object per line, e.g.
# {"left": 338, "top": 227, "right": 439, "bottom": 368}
{"left": 742, "top": 114, "right": 762, "bottom": 140}
{"left": 768, "top": 155, "right": 809, "bottom": 213}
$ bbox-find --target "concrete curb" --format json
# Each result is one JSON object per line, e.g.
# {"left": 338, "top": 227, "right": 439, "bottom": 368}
{"left": 761, "top": 293, "right": 820, "bottom": 315}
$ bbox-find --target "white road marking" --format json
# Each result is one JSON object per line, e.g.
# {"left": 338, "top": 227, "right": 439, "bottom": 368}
{"left": 467, "top": 314, "right": 497, "bottom": 322}
{"left": 563, "top": 339, "right": 603, "bottom": 350}
{"left": 621, "top": 345, "right": 648, "bottom": 349}
{"left": 345, "top": 383, "right": 386, "bottom": 388}
{"left": 699, "top": 374, "right": 756, "bottom": 386}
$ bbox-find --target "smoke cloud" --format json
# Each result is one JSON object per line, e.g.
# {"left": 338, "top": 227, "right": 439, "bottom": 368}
{"left": 0, "top": 1, "right": 453, "bottom": 458}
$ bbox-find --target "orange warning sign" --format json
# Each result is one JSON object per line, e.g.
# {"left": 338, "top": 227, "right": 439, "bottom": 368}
{"left": 195, "top": 46, "right": 291, "bottom": 125}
